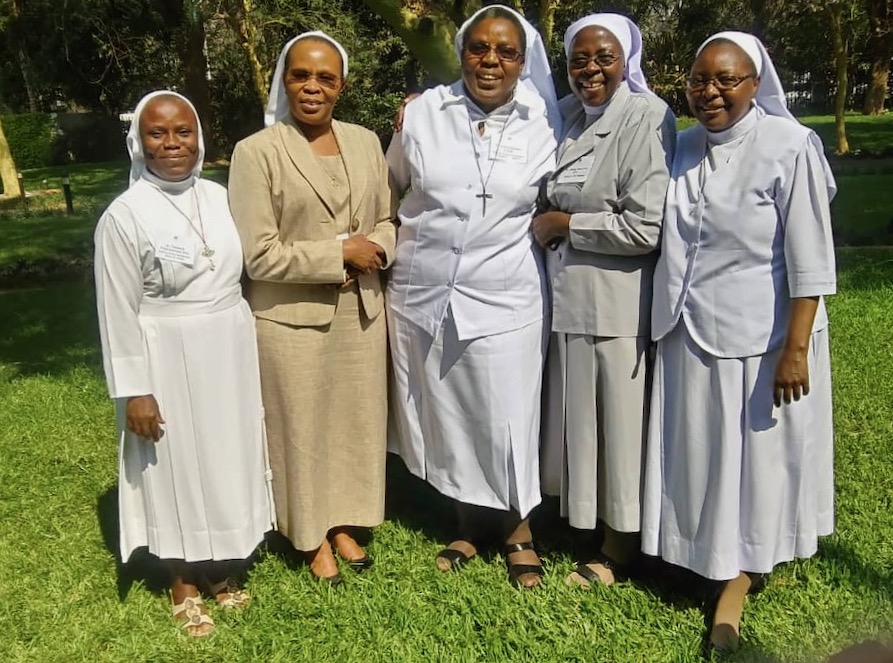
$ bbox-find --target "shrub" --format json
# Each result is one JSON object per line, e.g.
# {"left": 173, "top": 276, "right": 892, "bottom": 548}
{"left": 1, "top": 113, "right": 55, "bottom": 169}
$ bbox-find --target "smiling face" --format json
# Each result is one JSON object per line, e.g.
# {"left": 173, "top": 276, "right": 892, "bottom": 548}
{"left": 139, "top": 96, "right": 199, "bottom": 182}
{"left": 461, "top": 17, "right": 525, "bottom": 113}
{"left": 283, "top": 38, "right": 345, "bottom": 129}
{"left": 687, "top": 41, "right": 759, "bottom": 132}
{"left": 567, "top": 26, "right": 625, "bottom": 107}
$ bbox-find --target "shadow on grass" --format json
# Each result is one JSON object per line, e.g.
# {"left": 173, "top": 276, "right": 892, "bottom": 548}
{"left": 835, "top": 247, "right": 893, "bottom": 292}
{"left": 96, "top": 485, "right": 170, "bottom": 601}
{"left": 0, "top": 282, "right": 102, "bottom": 378}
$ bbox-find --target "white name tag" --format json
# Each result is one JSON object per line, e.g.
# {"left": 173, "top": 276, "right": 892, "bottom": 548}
{"left": 490, "top": 135, "right": 528, "bottom": 164}
{"left": 156, "top": 237, "right": 195, "bottom": 266}
{"left": 556, "top": 155, "right": 595, "bottom": 184}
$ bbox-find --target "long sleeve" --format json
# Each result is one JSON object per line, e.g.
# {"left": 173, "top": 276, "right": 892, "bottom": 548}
{"left": 228, "top": 141, "right": 345, "bottom": 285}
{"left": 780, "top": 140, "right": 837, "bottom": 298}
{"left": 367, "top": 143, "right": 398, "bottom": 268}
{"left": 94, "top": 209, "right": 152, "bottom": 399}
{"left": 567, "top": 107, "right": 676, "bottom": 256}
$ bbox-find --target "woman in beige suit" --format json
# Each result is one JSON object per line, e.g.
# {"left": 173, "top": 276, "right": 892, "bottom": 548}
{"left": 532, "top": 13, "right": 675, "bottom": 588}
{"left": 228, "top": 31, "right": 396, "bottom": 584}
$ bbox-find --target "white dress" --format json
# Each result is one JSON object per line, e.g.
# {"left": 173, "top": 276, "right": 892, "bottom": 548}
{"left": 386, "top": 81, "right": 557, "bottom": 518}
{"left": 95, "top": 177, "right": 274, "bottom": 562}
{"left": 642, "top": 108, "right": 836, "bottom": 581}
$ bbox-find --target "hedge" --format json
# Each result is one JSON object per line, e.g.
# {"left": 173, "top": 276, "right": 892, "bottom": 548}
{"left": 1, "top": 112, "right": 126, "bottom": 168}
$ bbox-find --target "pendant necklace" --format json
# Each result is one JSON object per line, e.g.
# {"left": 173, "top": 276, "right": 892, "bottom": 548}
{"left": 156, "top": 186, "right": 216, "bottom": 270}
{"left": 466, "top": 112, "right": 510, "bottom": 216}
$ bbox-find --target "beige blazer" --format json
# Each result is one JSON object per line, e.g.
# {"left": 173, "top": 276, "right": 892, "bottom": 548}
{"left": 228, "top": 117, "right": 396, "bottom": 327}
{"left": 546, "top": 85, "right": 676, "bottom": 338}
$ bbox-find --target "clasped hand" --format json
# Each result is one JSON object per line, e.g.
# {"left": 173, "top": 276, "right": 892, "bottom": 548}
{"left": 531, "top": 211, "right": 571, "bottom": 248}
{"left": 342, "top": 234, "right": 385, "bottom": 278}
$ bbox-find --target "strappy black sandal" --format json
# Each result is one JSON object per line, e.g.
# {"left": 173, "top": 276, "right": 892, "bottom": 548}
{"left": 566, "top": 551, "right": 629, "bottom": 588}
{"left": 505, "top": 541, "right": 544, "bottom": 588}
{"left": 435, "top": 546, "right": 476, "bottom": 571}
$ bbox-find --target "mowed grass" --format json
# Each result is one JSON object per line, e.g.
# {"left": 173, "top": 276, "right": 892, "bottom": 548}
{"left": 1, "top": 249, "right": 892, "bottom": 662}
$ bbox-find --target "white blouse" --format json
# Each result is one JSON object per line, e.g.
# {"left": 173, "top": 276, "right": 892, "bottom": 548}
{"left": 651, "top": 107, "right": 837, "bottom": 358}
{"left": 386, "top": 80, "right": 557, "bottom": 341}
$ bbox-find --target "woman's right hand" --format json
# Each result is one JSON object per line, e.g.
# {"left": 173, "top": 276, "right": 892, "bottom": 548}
{"left": 126, "top": 395, "right": 165, "bottom": 442}
{"left": 393, "top": 93, "right": 421, "bottom": 132}
{"left": 343, "top": 235, "right": 385, "bottom": 274}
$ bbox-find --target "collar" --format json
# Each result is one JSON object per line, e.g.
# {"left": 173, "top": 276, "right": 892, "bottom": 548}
{"left": 563, "top": 82, "right": 632, "bottom": 138}
{"left": 705, "top": 104, "right": 761, "bottom": 146}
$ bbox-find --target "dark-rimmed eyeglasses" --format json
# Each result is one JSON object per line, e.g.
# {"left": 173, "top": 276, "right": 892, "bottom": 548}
{"left": 286, "top": 72, "right": 342, "bottom": 90}
{"left": 464, "top": 42, "right": 523, "bottom": 63}
{"left": 686, "top": 74, "right": 755, "bottom": 92}
{"left": 568, "top": 53, "right": 621, "bottom": 70}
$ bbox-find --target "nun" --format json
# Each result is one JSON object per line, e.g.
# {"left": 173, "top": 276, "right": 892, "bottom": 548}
{"left": 386, "top": 5, "right": 559, "bottom": 588}
{"left": 642, "top": 32, "right": 837, "bottom": 651}
{"left": 533, "top": 13, "right": 675, "bottom": 588}
{"left": 94, "top": 90, "right": 274, "bottom": 636}
{"left": 228, "top": 31, "right": 396, "bottom": 584}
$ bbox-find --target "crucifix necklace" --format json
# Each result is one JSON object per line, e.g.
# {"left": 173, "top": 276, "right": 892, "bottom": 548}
{"left": 466, "top": 113, "right": 510, "bottom": 216}
{"left": 156, "top": 186, "right": 216, "bottom": 270}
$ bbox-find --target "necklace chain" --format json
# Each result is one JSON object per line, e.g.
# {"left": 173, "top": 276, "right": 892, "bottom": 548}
{"left": 155, "top": 186, "right": 216, "bottom": 271}
{"left": 467, "top": 113, "right": 510, "bottom": 216}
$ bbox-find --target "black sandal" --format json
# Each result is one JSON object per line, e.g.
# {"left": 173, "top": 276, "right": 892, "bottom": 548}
{"left": 435, "top": 546, "right": 475, "bottom": 571}
{"left": 568, "top": 551, "right": 629, "bottom": 588}
{"left": 505, "top": 541, "right": 544, "bottom": 588}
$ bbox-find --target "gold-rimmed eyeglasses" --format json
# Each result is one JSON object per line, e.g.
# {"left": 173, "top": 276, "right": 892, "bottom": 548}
{"left": 686, "top": 74, "right": 755, "bottom": 92}
{"left": 568, "top": 53, "right": 621, "bottom": 70}
{"left": 464, "top": 42, "right": 523, "bottom": 63}
{"left": 286, "top": 72, "right": 342, "bottom": 90}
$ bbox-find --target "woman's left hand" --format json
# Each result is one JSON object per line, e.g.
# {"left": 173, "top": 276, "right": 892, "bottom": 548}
{"left": 773, "top": 348, "right": 810, "bottom": 407}
{"left": 531, "top": 211, "right": 571, "bottom": 248}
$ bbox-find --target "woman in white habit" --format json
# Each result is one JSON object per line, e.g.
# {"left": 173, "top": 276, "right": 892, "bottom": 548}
{"left": 94, "top": 90, "right": 274, "bottom": 636}
{"left": 386, "top": 5, "right": 559, "bottom": 587}
{"left": 642, "top": 32, "right": 837, "bottom": 651}
{"left": 533, "top": 12, "right": 675, "bottom": 589}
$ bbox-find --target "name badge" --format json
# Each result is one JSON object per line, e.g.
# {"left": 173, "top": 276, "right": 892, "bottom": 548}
{"left": 556, "top": 155, "right": 595, "bottom": 184}
{"left": 156, "top": 236, "right": 195, "bottom": 266}
{"left": 490, "top": 135, "right": 528, "bottom": 164}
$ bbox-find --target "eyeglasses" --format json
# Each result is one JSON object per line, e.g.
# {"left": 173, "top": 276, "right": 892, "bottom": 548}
{"left": 286, "top": 72, "right": 342, "bottom": 90}
{"left": 464, "top": 42, "right": 523, "bottom": 63}
{"left": 686, "top": 74, "right": 755, "bottom": 92}
{"left": 568, "top": 53, "right": 621, "bottom": 70}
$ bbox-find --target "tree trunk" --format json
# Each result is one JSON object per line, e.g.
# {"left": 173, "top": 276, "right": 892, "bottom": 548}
{"left": 223, "top": 0, "right": 269, "bottom": 111}
{"left": 862, "top": 0, "right": 892, "bottom": 115}
{"left": 180, "top": 13, "right": 218, "bottom": 158}
{"left": 361, "top": 0, "right": 462, "bottom": 82}
{"left": 538, "top": 0, "right": 559, "bottom": 50}
{"left": 828, "top": 5, "right": 850, "bottom": 154}
{"left": 0, "top": 118, "right": 21, "bottom": 199}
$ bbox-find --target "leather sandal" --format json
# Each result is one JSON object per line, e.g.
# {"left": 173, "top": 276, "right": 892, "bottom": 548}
{"left": 171, "top": 595, "right": 215, "bottom": 637}
{"left": 505, "top": 541, "right": 544, "bottom": 588}
{"left": 207, "top": 576, "right": 250, "bottom": 609}
{"left": 435, "top": 546, "right": 475, "bottom": 571}
{"left": 565, "top": 551, "right": 628, "bottom": 588}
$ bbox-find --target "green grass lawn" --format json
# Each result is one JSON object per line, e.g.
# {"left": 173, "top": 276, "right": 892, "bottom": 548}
{"left": 1, "top": 248, "right": 892, "bottom": 661}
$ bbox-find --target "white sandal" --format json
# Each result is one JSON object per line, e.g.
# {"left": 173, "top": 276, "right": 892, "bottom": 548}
{"left": 208, "top": 577, "right": 251, "bottom": 609}
{"left": 171, "top": 595, "right": 215, "bottom": 636}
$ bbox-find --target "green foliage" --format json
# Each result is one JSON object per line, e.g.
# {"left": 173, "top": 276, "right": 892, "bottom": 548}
{"left": 1, "top": 249, "right": 893, "bottom": 661}
{"left": 0, "top": 113, "right": 56, "bottom": 169}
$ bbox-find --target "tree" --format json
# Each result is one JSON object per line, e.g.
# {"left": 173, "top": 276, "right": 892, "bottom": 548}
{"left": 863, "top": 0, "right": 892, "bottom": 114}
{"left": 0, "top": 117, "right": 20, "bottom": 198}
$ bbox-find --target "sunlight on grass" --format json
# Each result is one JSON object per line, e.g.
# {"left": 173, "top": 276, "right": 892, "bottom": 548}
{"left": 1, "top": 250, "right": 892, "bottom": 661}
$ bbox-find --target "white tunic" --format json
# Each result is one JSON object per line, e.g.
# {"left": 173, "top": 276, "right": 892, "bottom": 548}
{"left": 386, "top": 81, "right": 557, "bottom": 517}
{"left": 95, "top": 178, "right": 274, "bottom": 562}
{"left": 642, "top": 108, "right": 836, "bottom": 580}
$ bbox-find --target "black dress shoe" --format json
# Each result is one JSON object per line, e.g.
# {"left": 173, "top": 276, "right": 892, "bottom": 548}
{"left": 346, "top": 555, "right": 374, "bottom": 573}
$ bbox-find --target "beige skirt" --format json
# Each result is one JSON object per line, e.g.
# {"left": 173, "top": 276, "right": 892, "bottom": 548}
{"left": 255, "top": 287, "right": 387, "bottom": 550}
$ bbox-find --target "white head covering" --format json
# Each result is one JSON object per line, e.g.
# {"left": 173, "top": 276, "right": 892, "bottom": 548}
{"left": 563, "top": 13, "right": 651, "bottom": 96}
{"left": 265, "top": 31, "right": 349, "bottom": 127}
{"left": 454, "top": 4, "right": 561, "bottom": 134}
{"left": 697, "top": 31, "right": 836, "bottom": 196}
{"left": 126, "top": 90, "right": 204, "bottom": 189}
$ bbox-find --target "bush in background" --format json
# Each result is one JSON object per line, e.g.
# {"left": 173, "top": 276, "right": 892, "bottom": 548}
{"left": 1, "top": 113, "right": 126, "bottom": 168}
